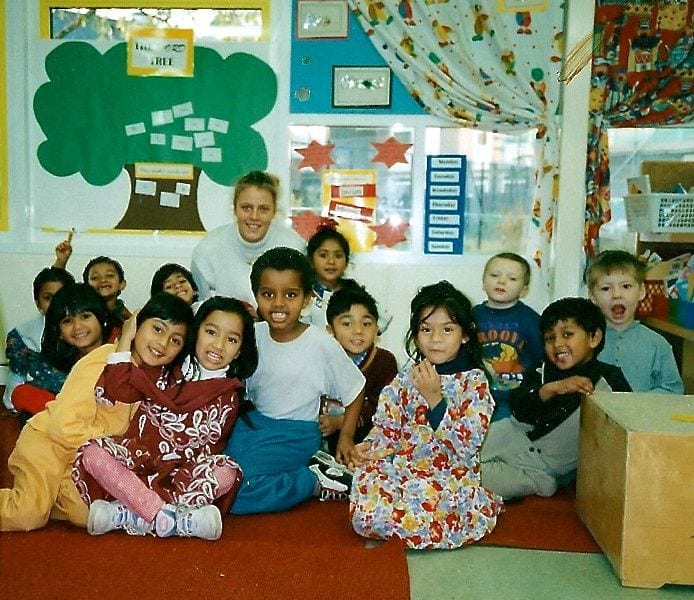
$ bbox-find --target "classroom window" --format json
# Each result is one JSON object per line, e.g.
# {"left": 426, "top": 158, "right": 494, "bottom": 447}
{"left": 289, "top": 125, "right": 414, "bottom": 252}
{"left": 426, "top": 127, "right": 537, "bottom": 255}
{"left": 599, "top": 127, "right": 694, "bottom": 252}
{"left": 44, "top": 3, "right": 266, "bottom": 41}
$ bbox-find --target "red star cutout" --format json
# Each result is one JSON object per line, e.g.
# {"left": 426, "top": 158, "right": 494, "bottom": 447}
{"left": 370, "top": 219, "right": 409, "bottom": 248}
{"left": 290, "top": 210, "right": 324, "bottom": 240}
{"left": 371, "top": 136, "right": 412, "bottom": 168}
{"left": 295, "top": 140, "right": 335, "bottom": 171}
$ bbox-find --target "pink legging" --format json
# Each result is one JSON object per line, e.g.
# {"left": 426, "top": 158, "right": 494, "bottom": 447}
{"left": 81, "top": 442, "right": 238, "bottom": 522}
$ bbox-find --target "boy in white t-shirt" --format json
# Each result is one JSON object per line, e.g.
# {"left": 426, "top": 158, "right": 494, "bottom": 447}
{"left": 224, "top": 247, "right": 365, "bottom": 514}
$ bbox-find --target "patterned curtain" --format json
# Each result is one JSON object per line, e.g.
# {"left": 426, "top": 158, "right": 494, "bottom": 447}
{"left": 348, "top": 1, "right": 565, "bottom": 280}
{"left": 586, "top": 1, "right": 694, "bottom": 256}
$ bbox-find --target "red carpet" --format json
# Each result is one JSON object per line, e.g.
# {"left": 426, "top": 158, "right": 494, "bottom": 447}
{"left": 479, "top": 485, "right": 602, "bottom": 554}
{"left": 0, "top": 404, "right": 409, "bottom": 600}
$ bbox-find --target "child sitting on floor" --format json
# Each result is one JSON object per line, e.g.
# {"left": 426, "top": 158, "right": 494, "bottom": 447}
{"left": 320, "top": 282, "right": 398, "bottom": 456}
{"left": 10, "top": 283, "right": 114, "bottom": 418}
{"left": 150, "top": 262, "right": 199, "bottom": 307}
{"left": 72, "top": 296, "right": 257, "bottom": 540}
{"left": 481, "top": 297, "right": 631, "bottom": 501}
{"left": 585, "top": 250, "right": 683, "bottom": 394}
{"left": 224, "top": 247, "right": 365, "bottom": 514}
{"left": 473, "top": 252, "right": 544, "bottom": 421}
{"left": 82, "top": 256, "right": 132, "bottom": 326}
{"left": 3, "top": 265, "right": 75, "bottom": 411}
{"left": 350, "top": 280, "right": 502, "bottom": 550}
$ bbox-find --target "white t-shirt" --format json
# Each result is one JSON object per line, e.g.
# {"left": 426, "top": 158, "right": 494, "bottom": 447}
{"left": 247, "top": 322, "right": 365, "bottom": 422}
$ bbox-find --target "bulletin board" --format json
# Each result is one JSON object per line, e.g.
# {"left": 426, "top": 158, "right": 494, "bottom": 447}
{"left": 290, "top": 1, "right": 424, "bottom": 115}
{"left": 30, "top": 40, "right": 277, "bottom": 235}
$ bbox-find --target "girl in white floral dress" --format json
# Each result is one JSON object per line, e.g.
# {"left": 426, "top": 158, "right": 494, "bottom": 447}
{"left": 350, "top": 281, "right": 503, "bottom": 550}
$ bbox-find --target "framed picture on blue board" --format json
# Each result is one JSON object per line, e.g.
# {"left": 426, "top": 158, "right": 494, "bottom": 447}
{"left": 332, "top": 66, "right": 392, "bottom": 108}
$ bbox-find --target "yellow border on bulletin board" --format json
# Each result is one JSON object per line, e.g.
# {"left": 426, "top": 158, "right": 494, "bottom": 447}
{"left": 39, "top": 0, "right": 271, "bottom": 41}
{"left": 0, "top": 0, "right": 7, "bottom": 230}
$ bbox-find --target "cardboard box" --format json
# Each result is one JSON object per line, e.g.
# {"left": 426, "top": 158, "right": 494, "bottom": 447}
{"left": 576, "top": 392, "right": 694, "bottom": 589}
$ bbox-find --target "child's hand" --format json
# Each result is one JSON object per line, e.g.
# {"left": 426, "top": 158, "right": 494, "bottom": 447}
{"left": 116, "top": 312, "right": 139, "bottom": 354}
{"left": 410, "top": 359, "right": 443, "bottom": 409}
{"left": 539, "top": 376, "right": 594, "bottom": 401}
{"left": 318, "top": 413, "right": 343, "bottom": 437}
{"left": 54, "top": 239, "right": 73, "bottom": 269}
{"left": 336, "top": 438, "right": 366, "bottom": 470}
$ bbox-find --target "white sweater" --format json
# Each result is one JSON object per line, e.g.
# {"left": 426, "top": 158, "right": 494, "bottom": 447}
{"left": 190, "top": 219, "right": 305, "bottom": 306}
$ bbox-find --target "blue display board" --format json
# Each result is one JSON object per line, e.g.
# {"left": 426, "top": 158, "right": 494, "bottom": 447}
{"left": 424, "top": 155, "right": 466, "bottom": 255}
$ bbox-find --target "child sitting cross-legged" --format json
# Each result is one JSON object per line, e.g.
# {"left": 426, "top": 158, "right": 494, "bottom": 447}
{"left": 224, "top": 247, "right": 366, "bottom": 513}
{"left": 72, "top": 295, "right": 258, "bottom": 540}
{"left": 350, "top": 281, "right": 503, "bottom": 550}
{"left": 481, "top": 297, "right": 632, "bottom": 501}
{"left": 319, "top": 281, "right": 398, "bottom": 457}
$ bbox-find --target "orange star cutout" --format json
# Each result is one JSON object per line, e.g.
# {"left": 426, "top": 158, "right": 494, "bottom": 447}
{"left": 295, "top": 140, "right": 335, "bottom": 171}
{"left": 290, "top": 210, "right": 324, "bottom": 240}
{"left": 370, "top": 219, "right": 409, "bottom": 248}
{"left": 371, "top": 136, "right": 412, "bottom": 168}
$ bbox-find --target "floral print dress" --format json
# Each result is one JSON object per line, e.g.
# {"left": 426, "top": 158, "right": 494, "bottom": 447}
{"left": 350, "top": 368, "right": 502, "bottom": 550}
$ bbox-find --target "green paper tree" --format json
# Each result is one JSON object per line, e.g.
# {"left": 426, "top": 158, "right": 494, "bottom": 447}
{"left": 34, "top": 42, "right": 277, "bottom": 231}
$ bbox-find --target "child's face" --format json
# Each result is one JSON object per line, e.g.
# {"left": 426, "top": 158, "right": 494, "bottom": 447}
{"left": 195, "top": 310, "right": 243, "bottom": 371}
{"left": 59, "top": 311, "right": 103, "bottom": 356}
{"left": 234, "top": 186, "right": 275, "bottom": 243}
{"left": 328, "top": 304, "right": 377, "bottom": 358}
{"left": 482, "top": 257, "right": 528, "bottom": 309}
{"left": 35, "top": 281, "right": 64, "bottom": 315}
{"left": 543, "top": 318, "right": 602, "bottom": 370}
{"left": 415, "top": 306, "right": 467, "bottom": 365}
{"left": 132, "top": 317, "right": 187, "bottom": 367}
{"left": 162, "top": 272, "right": 196, "bottom": 305}
{"left": 87, "top": 262, "right": 125, "bottom": 302}
{"left": 255, "top": 268, "right": 309, "bottom": 342}
{"left": 482, "top": 258, "right": 528, "bottom": 308}
{"left": 589, "top": 270, "right": 645, "bottom": 331}
{"left": 311, "top": 239, "right": 348, "bottom": 289}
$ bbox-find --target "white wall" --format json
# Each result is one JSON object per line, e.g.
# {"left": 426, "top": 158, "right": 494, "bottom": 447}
{"left": 1, "top": 1, "right": 594, "bottom": 367}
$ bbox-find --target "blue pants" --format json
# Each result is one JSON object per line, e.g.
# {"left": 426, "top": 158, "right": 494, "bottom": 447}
{"left": 225, "top": 410, "right": 321, "bottom": 515}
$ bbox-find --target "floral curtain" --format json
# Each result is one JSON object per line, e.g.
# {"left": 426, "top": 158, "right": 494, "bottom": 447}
{"left": 347, "top": 1, "right": 565, "bottom": 281}
{"left": 586, "top": 0, "right": 694, "bottom": 256}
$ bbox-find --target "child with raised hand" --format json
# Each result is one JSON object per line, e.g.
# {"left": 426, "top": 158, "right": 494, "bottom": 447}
{"left": 585, "top": 250, "right": 683, "bottom": 393}
{"left": 83, "top": 255, "right": 132, "bottom": 326}
{"left": 473, "top": 252, "right": 544, "bottom": 421}
{"left": 350, "top": 280, "right": 502, "bottom": 550}
{"left": 321, "top": 282, "right": 398, "bottom": 456}
{"left": 3, "top": 266, "right": 75, "bottom": 411}
{"left": 150, "top": 262, "right": 199, "bottom": 307}
{"left": 224, "top": 247, "right": 366, "bottom": 514}
{"left": 11, "top": 283, "right": 114, "bottom": 417}
{"left": 481, "top": 297, "right": 631, "bottom": 501}
{"left": 72, "top": 295, "right": 257, "bottom": 540}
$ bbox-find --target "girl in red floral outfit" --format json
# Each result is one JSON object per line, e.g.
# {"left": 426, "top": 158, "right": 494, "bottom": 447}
{"left": 350, "top": 281, "right": 502, "bottom": 549}
{"left": 72, "top": 295, "right": 257, "bottom": 540}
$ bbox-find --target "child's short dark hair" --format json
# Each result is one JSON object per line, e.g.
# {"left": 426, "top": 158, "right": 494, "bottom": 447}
{"left": 42, "top": 283, "right": 112, "bottom": 371}
{"left": 82, "top": 256, "right": 126, "bottom": 283}
{"left": 150, "top": 263, "right": 198, "bottom": 299}
{"left": 192, "top": 296, "right": 258, "bottom": 380}
{"left": 540, "top": 297, "right": 606, "bottom": 354}
{"left": 32, "top": 267, "right": 75, "bottom": 301}
{"left": 307, "top": 227, "right": 351, "bottom": 264}
{"left": 485, "top": 252, "right": 532, "bottom": 286}
{"left": 326, "top": 281, "right": 379, "bottom": 325}
{"left": 583, "top": 250, "right": 647, "bottom": 288}
{"left": 250, "top": 247, "right": 313, "bottom": 296}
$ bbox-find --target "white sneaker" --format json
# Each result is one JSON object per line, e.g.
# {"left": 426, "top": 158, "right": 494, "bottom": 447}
{"left": 309, "top": 463, "right": 349, "bottom": 499}
{"left": 88, "top": 500, "right": 153, "bottom": 536}
{"left": 175, "top": 504, "right": 223, "bottom": 541}
{"left": 155, "top": 503, "right": 177, "bottom": 537}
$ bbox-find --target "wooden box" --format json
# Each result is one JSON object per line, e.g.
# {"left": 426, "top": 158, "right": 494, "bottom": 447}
{"left": 576, "top": 392, "right": 694, "bottom": 589}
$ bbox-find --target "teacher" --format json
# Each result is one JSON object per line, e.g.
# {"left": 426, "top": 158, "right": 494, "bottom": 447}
{"left": 191, "top": 171, "right": 305, "bottom": 307}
